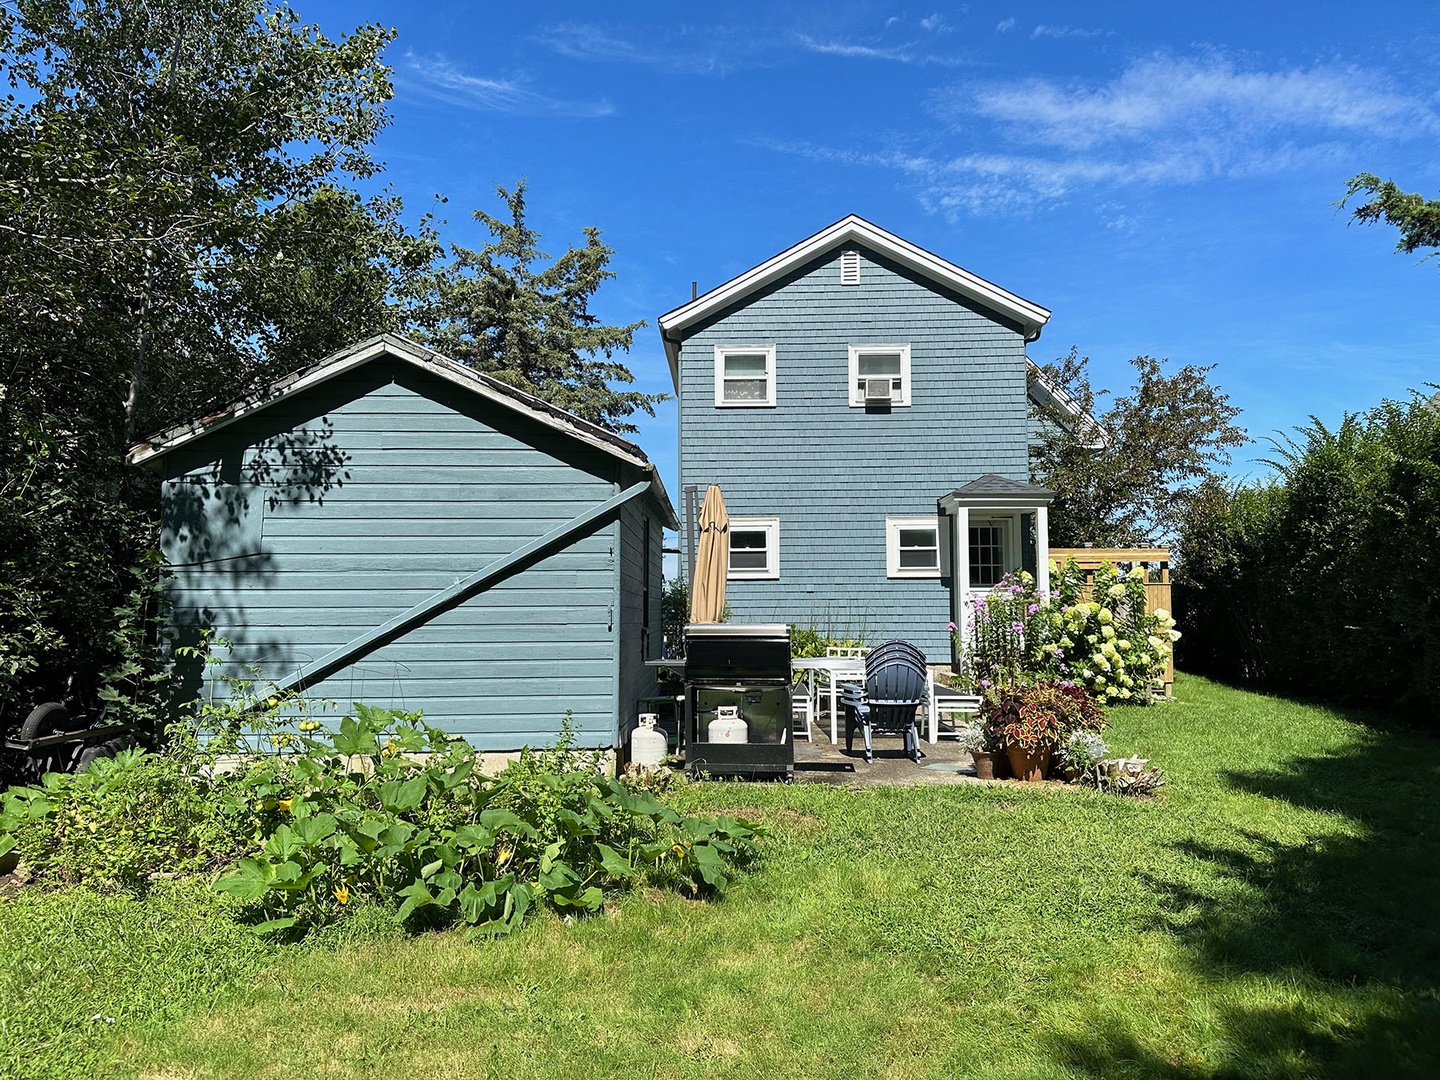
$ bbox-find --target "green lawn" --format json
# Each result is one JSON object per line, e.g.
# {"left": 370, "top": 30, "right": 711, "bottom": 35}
{"left": 4, "top": 674, "right": 1439, "bottom": 1079}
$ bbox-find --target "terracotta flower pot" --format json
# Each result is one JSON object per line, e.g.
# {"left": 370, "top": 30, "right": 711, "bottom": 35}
{"left": 1006, "top": 744, "right": 1052, "bottom": 783}
{"left": 971, "top": 750, "right": 996, "bottom": 780}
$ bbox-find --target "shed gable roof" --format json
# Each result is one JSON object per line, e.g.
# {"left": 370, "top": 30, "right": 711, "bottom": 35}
{"left": 127, "top": 333, "right": 677, "bottom": 528}
{"left": 657, "top": 214, "right": 1052, "bottom": 388}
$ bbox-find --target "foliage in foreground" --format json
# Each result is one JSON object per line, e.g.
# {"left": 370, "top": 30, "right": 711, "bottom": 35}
{"left": 6, "top": 677, "right": 1438, "bottom": 1079}
{"left": 1, "top": 706, "right": 761, "bottom": 940}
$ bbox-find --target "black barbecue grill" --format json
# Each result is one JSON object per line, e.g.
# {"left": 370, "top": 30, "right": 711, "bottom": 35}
{"left": 683, "top": 623, "right": 793, "bottom": 779}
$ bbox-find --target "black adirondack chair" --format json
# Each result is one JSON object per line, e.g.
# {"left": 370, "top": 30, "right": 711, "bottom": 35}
{"left": 843, "top": 641, "right": 928, "bottom": 764}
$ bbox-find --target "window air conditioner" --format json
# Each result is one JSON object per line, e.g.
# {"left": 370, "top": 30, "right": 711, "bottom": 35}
{"left": 864, "top": 377, "right": 893, "bottom": 403}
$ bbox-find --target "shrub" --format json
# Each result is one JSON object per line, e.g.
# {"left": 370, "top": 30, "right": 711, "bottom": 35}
{"left": 955, "top": 563, "right": 1176, "bottom": 705}
{"left": 1, "top": 706, "right": 763, "bottom": 939}
{"left": 1177, "top": 392, "right": 1440, "bottom": 727}
{"left": 0, "top": 747, "right": 256, "bottom": 891}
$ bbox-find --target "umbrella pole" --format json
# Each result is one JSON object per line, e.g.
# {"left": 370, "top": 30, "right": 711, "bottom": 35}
{"left": 684, "top": 483, "right": 700, "bottom": 587}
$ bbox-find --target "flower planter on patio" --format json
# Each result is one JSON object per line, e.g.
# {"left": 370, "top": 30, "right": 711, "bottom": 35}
{"left": 1006, "top": 744, "right": 1051, "bottom": 783}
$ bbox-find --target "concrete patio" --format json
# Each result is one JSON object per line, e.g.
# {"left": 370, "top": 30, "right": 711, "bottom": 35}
{"left": 791, "top": 733, "right": 995, "bottom": 787}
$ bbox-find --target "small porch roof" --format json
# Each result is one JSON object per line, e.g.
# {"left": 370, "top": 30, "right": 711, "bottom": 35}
{"left": 938, "top": 474, "right": 1055, "bottom": 512}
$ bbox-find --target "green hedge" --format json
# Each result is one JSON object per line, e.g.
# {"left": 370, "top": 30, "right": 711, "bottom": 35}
{"left": 1176, "top": 392, "right": 1440, "bottom": 726}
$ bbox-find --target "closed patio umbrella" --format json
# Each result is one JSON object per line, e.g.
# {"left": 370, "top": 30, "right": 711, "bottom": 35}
{"left": 689, "top": 484, "right": 729, "bottom": 624}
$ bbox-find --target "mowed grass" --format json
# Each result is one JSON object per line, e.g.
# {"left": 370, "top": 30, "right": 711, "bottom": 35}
{"left": 4, "top": 673, "right": 1440, "bottom": 1079}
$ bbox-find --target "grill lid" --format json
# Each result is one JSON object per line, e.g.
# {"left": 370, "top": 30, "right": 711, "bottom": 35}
{"left": 684, "top": 623, "right": 791, "bottom": 681}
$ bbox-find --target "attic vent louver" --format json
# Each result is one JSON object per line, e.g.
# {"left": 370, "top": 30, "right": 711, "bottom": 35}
{"left": 840, "top": 250, "right": 860, "bottom": 286}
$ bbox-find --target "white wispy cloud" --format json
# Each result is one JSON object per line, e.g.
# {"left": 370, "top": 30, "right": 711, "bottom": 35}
{"left": 966, "top": 54, "right": 1433, "bottom": 151}
{"left": 995, "top": 17, "right": 1017, "bottom": 33}
{"left": 536, "top": 23, "right": 730, "bottom": 76}
{"left": 795, "top": 32, "right": 968, "bottom": 66}
{"left": 1031, "top": 24, "right": 1111, "bottom": 40}
{"left": 402, "top": 53, "right": 614, "bottom": 117}
{"left": 920, "top": 13, "right": 952, "bottom": 34}
{"left": 757, "top": 53, "right": 1436, "bottom": 218}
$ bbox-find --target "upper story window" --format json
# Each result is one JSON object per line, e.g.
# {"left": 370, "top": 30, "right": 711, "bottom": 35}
{"left": 886, "top": 516, "right": 940, "bottom": 579}
{"left": 714, "top": 345, "right": 776, "bottom": 407}
{"left": 848, "top": 344, "right": 911, "bottom": 407}
{"left": 727, "top": 517, "right": 780, "bottom": 580}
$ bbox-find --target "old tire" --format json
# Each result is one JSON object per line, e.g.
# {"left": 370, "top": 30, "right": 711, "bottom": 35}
{"left": 77, "top": 739, "right": 125, "bottom": 772}
{"left": 19, "top": 701, "right": 69, "bottom": 742}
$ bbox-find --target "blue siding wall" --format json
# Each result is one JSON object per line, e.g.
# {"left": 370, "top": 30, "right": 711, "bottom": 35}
{"left": 159, "top": 359, "right": 631, "bottom": 749}
{"left": 678, "top": 243, "right": 1031, "bottom": 658}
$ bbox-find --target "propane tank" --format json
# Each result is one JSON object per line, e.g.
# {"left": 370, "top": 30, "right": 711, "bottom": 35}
{"left": 708, "top": 705, "right": 749, "bottom": 744}
{"left": 631, "top": 713, "right": 667, "bottom": 768}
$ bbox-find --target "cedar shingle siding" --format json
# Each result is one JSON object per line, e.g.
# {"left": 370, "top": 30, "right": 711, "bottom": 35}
{"left": 678, "top": 243, "right": 1031, "bottom": 658}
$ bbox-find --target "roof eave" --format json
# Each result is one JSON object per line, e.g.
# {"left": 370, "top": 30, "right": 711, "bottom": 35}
{"left": 657, "top": 214, "right": 1052, "bottom": 344}
{"left": 126, "top": 334, "right": 656, "bottom": 479}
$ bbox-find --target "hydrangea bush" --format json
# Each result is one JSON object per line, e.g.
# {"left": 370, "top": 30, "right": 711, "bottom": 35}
{"left": 951, "top": 559, "right": 1178, "bottom": 707}
{"left": 1048, "top": 561, "right": 1179, "bottom": 705}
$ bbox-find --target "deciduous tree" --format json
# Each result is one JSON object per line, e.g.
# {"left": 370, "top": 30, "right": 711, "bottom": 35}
{"left": 1029, "top": 350, "right": 1248, "bottom": 547}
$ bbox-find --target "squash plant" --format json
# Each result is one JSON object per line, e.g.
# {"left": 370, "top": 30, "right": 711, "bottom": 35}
{"left": 213, "top": 705, "right": 760, "bottom": 936}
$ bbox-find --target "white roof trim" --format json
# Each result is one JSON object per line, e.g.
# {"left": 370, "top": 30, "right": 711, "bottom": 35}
{"left": 658, "top": 215, "right": 1052, "bottom": 389}
{"left": 126, "top": 334, "right": 678, "bottom": 528}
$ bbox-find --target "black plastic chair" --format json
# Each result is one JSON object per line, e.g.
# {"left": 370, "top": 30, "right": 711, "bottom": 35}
{"left": 843, "top": 641, "right": 928, "bottom": 764}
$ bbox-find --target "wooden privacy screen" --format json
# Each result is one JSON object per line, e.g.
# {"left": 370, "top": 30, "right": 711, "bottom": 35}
{"left": 1049, "top": 548, "right": 1173, "bottom": 697}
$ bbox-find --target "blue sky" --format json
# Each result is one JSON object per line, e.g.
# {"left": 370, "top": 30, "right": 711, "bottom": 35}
{"left": 308, "top": 1, "right": 1440, "bottom": 500}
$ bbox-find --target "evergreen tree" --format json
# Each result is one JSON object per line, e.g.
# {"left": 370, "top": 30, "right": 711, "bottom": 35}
{"left": 412, "top": 181, "right": 667, "bottom": 434}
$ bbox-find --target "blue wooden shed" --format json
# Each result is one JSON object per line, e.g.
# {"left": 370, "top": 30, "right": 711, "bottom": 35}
{"left": 128, "top": 334, "right": 677, "bottom": 751}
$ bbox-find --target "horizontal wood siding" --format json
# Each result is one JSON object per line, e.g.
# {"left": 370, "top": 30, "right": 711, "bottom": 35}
{"left": 679, "top": 244, "right": 1031, "bottom": 658}
{"left": 161, "top": 359, "right": 625, "bottom": 749}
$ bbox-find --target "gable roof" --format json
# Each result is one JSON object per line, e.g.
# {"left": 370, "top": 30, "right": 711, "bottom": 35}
{"left": 656, "top": 214, "right": 1052, "bottom": 388}
{"left": 127, "top": 334, "right": 678, "bottom": 528}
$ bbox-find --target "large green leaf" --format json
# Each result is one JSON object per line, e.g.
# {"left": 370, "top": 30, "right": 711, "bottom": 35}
{"left": 213, "top": 858, "right": 276, "bottom": 901}
{"left": 378, "top": 776, "right": 426, "bottom": 813}
{"left": 264, "top": 824, "right": 303, "bottom": 861}
{"left": 293, "top": 813, "right": 337, "bottom": 845}
{"left": 595, "top": 842, "right": 634, "bottom": 880}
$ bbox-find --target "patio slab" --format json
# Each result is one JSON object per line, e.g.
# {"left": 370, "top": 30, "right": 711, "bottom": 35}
{"left": 791, "top": 734, "right": 1000, "bottom": 787}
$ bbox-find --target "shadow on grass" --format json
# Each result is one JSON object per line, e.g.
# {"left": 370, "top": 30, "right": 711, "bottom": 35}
{"left": 1047, "top": 702, "right": 1440, "bottom": 1078}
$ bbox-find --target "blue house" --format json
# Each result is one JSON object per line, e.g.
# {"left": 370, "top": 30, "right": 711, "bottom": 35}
{"left": 658, "top": 215, "right": 1063, "bottom": 661}
{"left": 129, "top": 334, "right": 676, "bottom": 751}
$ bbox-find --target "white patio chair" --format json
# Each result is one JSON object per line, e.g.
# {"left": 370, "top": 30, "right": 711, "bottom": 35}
{"left": 790, "top": 671, "right": 814, "bottom": 743}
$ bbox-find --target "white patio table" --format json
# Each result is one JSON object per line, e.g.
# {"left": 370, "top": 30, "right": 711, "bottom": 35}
{"left": 792, "top": 656, "right": 866, "bottom": 744}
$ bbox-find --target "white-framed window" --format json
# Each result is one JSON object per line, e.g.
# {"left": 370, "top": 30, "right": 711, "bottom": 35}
{"left": 727, "top": 517, "right": 780, "bottom": 580}
{"left": 886, "top": 516, "right": 941, "bottom": 579}
{"left": 968, "top": 518, "right": 1015, "bottom": 589}
{"left": 848, "top": 344, "right": 911, "bottom": 407}
{"left": 714, "top": 345, "right": 776, "bottom": 407}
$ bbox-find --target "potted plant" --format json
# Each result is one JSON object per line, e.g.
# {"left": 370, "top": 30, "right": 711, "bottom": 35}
{"left": 954, "top": 720, "right": 996, "bottom": 779}
{"left": 981, "top": 681, "right": 1106, "bottom": 783}
{"left": 1058, "top": 729, "right": 1108, "bottom": 782}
